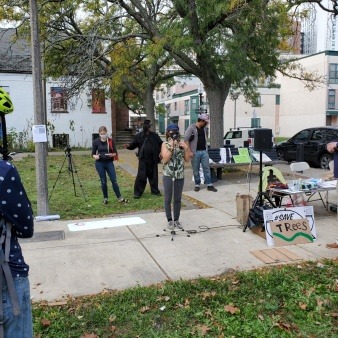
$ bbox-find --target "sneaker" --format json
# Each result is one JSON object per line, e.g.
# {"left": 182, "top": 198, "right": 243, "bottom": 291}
{"left": 194, "top": 186, "right": 200, "bottom": 192}
{"left": 207, "top": 186, "right": 217, "bottom": 192}
{"left": 118, "top": 198, "right": 129, "bottom": 203}
{"left": 167, "top": 220, "right": 175, "bottom": 230}
{"left": 174, "top": 221, "right": 183, "bottom": 229}
{"left": 103, "top": 198, "right": 108, "bottom": 204}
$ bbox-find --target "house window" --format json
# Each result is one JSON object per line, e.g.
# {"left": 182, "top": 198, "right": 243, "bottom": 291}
{"left": 328, "top": 89, "right": 336, "bottom": 109}
{"left": 275, "top": 95, "right": 280, "bottom": 105}
{"left": 329, "top": 64, "right": 338, "bottom": 84}
{"left": 184, "top": 99, "right": 189, "bottom": 114}
{"left": 51, "top": 87, "right": 68, "bottom": 113}
{"left": 52, "top": 134, "right": 69, "bottom": 148}
{"left": 92, "top": 89, "right": 106, "bottom": 113}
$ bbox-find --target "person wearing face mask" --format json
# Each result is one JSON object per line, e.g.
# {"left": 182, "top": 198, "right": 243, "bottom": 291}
{"left": 124, "top": 120, "right": 163, "bottom": 198}
{"left": 184, "top": 113, "right": 217, "bottom": 192}
{"left": 92, "top": 126, "right": 128, "bottom": 204}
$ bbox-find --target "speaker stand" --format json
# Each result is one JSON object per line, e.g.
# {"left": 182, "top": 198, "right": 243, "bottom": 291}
{"left": 243, "top": 150, "right": 276, "bottom": 232}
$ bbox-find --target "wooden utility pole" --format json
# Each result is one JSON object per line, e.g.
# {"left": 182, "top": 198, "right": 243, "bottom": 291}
{"left": 29, "top": 0, "right": 49, "bottom": 215}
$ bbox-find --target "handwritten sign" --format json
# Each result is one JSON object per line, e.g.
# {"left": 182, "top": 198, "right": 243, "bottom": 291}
{"left": 263, "top": 206, "right": 316, "bottom": 246}
{"left": 269, "top": 219, "right": 313, "bottom": 246}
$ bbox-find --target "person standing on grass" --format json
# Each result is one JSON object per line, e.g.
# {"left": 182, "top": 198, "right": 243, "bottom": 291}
{"left": 92, "top": 126, "right": 128, "bottom": 204}
{"left": 0, "top": 87, "right": 34, "bottom": 338}
{"left": 124, "top": 120, "right": 163, "bottom": 198}
{"left": 184, "top": 113, "right": 217, "bottom": 193}
{"left": 161, "top": 124, "right": 192, "bottom": 230}
{"left": 327, "top": 140, "right": 338, "bottom": 213}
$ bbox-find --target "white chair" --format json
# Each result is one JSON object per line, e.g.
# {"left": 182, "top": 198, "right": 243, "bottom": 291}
{"left": 290, "top": 161, "right": 311, "bottom": 176}
{"left": 290, "top": 162, "right": 327, "bottom": 208}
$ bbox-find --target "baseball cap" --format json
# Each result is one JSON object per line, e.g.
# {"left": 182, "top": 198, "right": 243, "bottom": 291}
{"left": 166, "top": 124, "right": 179, "bottom": 131}
{"left": 198, "top": 113, "right": 210, "bottom": 122}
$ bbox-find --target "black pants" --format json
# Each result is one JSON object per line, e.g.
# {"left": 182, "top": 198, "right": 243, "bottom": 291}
{"left": 134, "top": 160, "right": 160, "bottom": 197}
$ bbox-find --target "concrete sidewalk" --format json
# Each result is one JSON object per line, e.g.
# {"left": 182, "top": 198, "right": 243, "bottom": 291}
{"left": 23, "top": 179, "right": 338, "bottom": 302}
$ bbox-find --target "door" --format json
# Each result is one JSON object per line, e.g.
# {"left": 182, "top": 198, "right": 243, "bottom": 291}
{"left": 286, "top": 129, "right": 311, "bottom": 161}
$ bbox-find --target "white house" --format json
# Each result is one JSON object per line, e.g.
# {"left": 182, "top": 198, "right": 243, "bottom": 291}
{"left": 0, "top": 29, "right": 130, "bottom": 150}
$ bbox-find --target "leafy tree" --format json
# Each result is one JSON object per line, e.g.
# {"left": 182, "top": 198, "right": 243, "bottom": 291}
{"left": 116, "top": 0, "right": 330, "bottom": 147}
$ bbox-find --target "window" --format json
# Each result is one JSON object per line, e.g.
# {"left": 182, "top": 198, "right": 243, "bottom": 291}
{"left": 92, "top": 89, "right": 106, "bottom": 113}
{"left": 328, "top": 89, "right": 336, "bottom": 109}
{"left": 329, "top": 64, "right": 338, "bottom": 84}
{"left": 51, "top": 87, "right": 68, "bottom": 113}
{"left": 52, "top": 134, "right": 69, "bottom": 148}
{"left": 293, "top": 129, "right": 310, "bottom": 141}
{"left": 184, "top": 99, "right": 189, "bottom": 114}
{"left": 311, "top": 130, "right": 324, "bottom": 141}
{"left": 275, "top": 95, "right": 280, "bottom": 105}
{"left": 252, "top": 96, "right": 261, "bottom": 107}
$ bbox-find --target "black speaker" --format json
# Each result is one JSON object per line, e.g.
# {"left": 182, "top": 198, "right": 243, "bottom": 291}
{"left": 254, "top": 128, "right": 272, "bottom": 151}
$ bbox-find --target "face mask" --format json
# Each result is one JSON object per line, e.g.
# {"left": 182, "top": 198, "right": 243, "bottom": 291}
{"left": 100, "top": 134, "right": 108, "bottom": 141}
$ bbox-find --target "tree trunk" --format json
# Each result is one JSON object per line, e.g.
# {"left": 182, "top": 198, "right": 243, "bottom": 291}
{"left": 144, "top": 84, "right": 156, "bottom": 126}
{"left": 205, "top": 85, "right": 230, "bottom": 148}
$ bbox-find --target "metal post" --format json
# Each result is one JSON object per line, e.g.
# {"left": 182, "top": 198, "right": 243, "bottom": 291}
{"left": 232, "top": 93, "right": 239, "bottom": 129}
{"left": 29, "top": 0, "right": 49, "bottom": 215}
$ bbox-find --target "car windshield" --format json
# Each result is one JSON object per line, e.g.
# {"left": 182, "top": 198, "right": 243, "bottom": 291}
{"left": 224, "top": 131, "right": 242, "bottom": 139}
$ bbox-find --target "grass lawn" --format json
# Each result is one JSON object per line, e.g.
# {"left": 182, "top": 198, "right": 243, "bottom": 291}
{"left": 14, "top": 154, "right": 164, "bottom": 219}
{"left": 32, "top": 260, "right": 337, "bottom": 337}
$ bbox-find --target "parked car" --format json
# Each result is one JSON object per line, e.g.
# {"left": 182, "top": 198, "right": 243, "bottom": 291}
{"left": 275, "top": 126, "right": 338, "bottom": 169}
{"left": 224, "top": 127, "right": 275, "bottom": 148}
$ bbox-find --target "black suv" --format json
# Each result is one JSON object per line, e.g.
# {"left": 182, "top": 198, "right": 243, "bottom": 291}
{"left": 275, "top": 126, "right": 338, "bottom": 169}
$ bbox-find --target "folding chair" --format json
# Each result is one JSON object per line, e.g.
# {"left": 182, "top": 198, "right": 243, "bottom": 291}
{"left": 290, "top": 161, "right": 327, "bottom": 208}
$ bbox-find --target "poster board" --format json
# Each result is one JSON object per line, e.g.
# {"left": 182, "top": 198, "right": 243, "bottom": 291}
{"left": 269, "top": 219, "right": 313, "bottom": 246}
{"left": 263, "top": 206, "right": 316, "bottom": 246}
{"left": 233, "top": 148, "right": 252, "bottom": 163}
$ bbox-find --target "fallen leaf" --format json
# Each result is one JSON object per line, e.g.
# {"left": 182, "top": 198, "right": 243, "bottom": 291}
{"left": 277, "top": 322, "right": 291, "bottom": 331}
{"left": 258, "top": 314, "right": 264, "bottom": 320}
{"left": 110, "top": 325, "right": 116, "bottom": 332}
{"left": 196, "top": 324, "right": 210, "bottom": 335}
{"left": 48, "top": 301, "right": 67, "bottom": 307}
{"left": 200, "top": 291, "right": 216, "bottom": 300}
{"left": 140, "top": 306, "right": 150, "bottom": 313}
{"left": 299, "top": 303, "right": 307, "bottom": 310}
{"left": 184, "top": 298, "right": 190, "bottom": 308}
{"left": 41, "top": 318, "right": 51, "bottom": 327}
{"left": 224, "top": 304, "right": 240, "bottom": 314}
{"left": 79, "top": 333, "right": 98, "bottom": 338}
{"left": 109, "top": 315, "right": 117, "bottom": 323}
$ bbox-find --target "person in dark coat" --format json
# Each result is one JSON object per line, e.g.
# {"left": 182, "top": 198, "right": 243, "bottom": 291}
{"left": 124, "top": 120, "right": 163, "bottom": 198}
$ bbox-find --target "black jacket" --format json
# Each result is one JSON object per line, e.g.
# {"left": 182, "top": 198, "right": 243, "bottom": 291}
{"left": 127, "top": 131, "right": 162, "bottom": 163}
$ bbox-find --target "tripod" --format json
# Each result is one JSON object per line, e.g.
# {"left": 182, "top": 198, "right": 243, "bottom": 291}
{"left": 49, "top": 148, "right": 87, "bottom": 201}
{"left": 243, "top": 150, "right": 275, "bottom": 232}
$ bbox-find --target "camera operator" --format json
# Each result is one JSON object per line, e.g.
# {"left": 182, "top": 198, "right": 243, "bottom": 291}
{"left": 326, "top": 141, "right": 338, "bottom": 213}
{"left": 0, "top": 88, "right": 34, "bottom": 337}
{"left": 161, "top": 124, "right": 192, "bottom": 230}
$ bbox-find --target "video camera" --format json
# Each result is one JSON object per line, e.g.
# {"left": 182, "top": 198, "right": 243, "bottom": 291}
{"left": 64, "top": 145, "right": 72, "bottom": 154}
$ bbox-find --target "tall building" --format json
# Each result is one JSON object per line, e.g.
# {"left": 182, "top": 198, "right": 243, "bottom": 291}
{"left": 302, "top": 2, "right": 338, "bottom": 54}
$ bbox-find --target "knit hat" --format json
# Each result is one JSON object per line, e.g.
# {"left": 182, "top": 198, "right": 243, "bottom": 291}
{"left": 166, "top": 124, "right": 179, "bottom": 131}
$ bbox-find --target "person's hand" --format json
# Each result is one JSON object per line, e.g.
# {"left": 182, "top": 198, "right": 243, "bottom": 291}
{"left": 327, "top": 142, "right": 337, "bottom": 153}
{"left": 123, "top": 144, "right": 129, "bottom": 149}
{"left": 111, "top": 153, "right": 117, "bottom": 158}
{"left": 93, "top": 155, "right": 99, "bottom": 160}
{"left": 179, "top": 141, "right": 188, "bottom": 151}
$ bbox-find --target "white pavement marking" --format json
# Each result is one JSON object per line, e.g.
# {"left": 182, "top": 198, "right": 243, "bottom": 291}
{"left": 67, "top": 216, "right": 146, "bottom": 231}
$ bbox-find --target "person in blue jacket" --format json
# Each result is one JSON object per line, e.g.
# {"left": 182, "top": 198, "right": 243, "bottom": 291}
{"left": 0, "top": 87, "right": 34, "bottom": 337}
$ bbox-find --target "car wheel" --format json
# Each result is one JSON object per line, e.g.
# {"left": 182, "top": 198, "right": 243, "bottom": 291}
{"left": 319, "top": 153, "right": 333, "bottom": 169}
{"left": 276, "top": 148, "right": 286, "bottom": 160}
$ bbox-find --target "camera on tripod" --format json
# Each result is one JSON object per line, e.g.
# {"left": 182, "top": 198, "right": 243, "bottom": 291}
{"left": 64, "top": 145, "right": 71, "bottom": 154}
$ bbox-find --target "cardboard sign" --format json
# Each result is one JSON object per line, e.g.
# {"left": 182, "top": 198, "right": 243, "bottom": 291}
{"left": 263, "top": 206, "right": 316, "bottom": 246}
{"left": 269, "top": 219, "right": 313, "bottom": 246}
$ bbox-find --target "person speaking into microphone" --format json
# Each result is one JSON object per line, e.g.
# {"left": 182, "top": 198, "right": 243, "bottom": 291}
{"left": 161, "top": 124, "right": 192, "bottom": 230}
